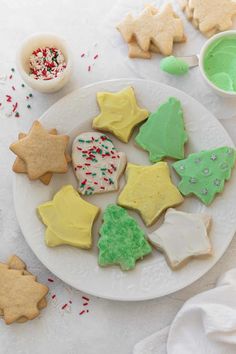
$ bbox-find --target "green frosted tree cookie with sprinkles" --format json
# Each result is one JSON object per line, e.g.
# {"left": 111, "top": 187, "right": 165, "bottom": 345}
{"left": 135, "top": 97, "right": 188, "bottom": 163}
{"left": 173, "top": 146, "right": 236, "bottom": 205}
{"left": 98, "top": 204, "right": 152, "bottom": 271}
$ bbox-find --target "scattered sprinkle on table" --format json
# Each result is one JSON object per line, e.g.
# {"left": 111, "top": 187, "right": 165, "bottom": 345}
{"left": 82, "top": 296, "right": 90, "bottom": 301}
{"left": 61, "top": 303, "right": 68, "bottom": 310}
{"left": 29, "top": 47, "right": 67, "bottom": 80}
{"left": 47, "top": 278, "right": 54, "bottom": 282}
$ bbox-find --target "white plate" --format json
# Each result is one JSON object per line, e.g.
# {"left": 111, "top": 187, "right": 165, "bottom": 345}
{"left": 13, "top": 79, "right": 236, "bottom": 301}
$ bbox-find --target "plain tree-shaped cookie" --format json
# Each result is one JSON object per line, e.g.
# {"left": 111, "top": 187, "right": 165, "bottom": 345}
{"left": 0, "top": 256, "right": 48, "bottom": 323}
{"left": 117, "top": 3, "right": 185, "bottom": 55}
{"left": 0, "top": 267, "right": 48, "bottom": 324}
{"left": 180, "top": 0, "right": 236, "bottom": 36}
{"left": 189, "top": 0, "right": 236, "bottom": 33}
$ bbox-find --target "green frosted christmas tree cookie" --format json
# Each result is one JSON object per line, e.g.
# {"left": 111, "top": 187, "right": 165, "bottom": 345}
{"left": 135, "top": 97, "right": 188, "bottom": 163}
{"left": 98, "top": 204, "right": 152, "bottom": 271}
{"left": 173, "top": 146, "right": 236, "bottom": 205}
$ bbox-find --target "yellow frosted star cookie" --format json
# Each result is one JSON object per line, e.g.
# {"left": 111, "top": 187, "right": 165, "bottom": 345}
{"left": 37, "top": 185, "right": 99, "bottom": 248}
{"left": 118, "top": 162, "right": 184, "bottom": 226}
{"left": 92, "top": 86, "right": 149, "bottom": 143}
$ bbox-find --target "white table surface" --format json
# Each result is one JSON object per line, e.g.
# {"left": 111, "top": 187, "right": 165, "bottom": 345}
{"left": 1, "top": 1, "right": 236, "bottom": 353}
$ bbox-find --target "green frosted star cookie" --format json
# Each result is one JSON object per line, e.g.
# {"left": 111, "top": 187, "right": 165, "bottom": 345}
{"left": 173, "top": 146, "right": 236, "bottom": 205}
{"left": 98, "top": 204, "right": 152, "bottom": 271}
{"left": 135, "top": 97, "right": 188, "bottom": 163}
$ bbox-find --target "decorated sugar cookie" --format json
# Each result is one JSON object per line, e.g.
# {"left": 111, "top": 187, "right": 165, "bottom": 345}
{"left": 92, "top": 86, "right": 149, "bottom": 143}
{"left": 37, "top": 185, "right": 99, "bottom": 248}
{"left": 135, "top": 97, "right": 188, "bottom": 162}
{"left": 118, "top": 162, "right": 184, "bottom": 226}
{"left": 148, "top": 208, "right": 212, "bottom": 269}
{"left": 98, "top": 204, "right": 152, "bottom": 271}
{"left": 72, "top": 132, "right": 126, "bottom": 195}
{"left": 173, "top": 146, "right": 236, "bottom": 205}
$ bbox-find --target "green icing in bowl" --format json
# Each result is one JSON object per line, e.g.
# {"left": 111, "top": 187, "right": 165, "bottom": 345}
{"left": 160, "top": 56, "right": 189, "bottom": 76}
{"left": 203, "top": 36, "right": 236, "bottom": 92}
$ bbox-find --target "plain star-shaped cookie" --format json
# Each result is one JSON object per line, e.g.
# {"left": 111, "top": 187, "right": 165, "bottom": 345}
{"left": 92, "top": 86, "right": 149, "bottom": 143}
{"left": 10, "top": 121, "right": 69, "bottom": 180}
{"left": 117, "top": 3, "right": 185, "bottom": 55}
{"left": 118, "top": 162, "right": 184, "bottom": 226}
{"left": 12, "top": 129, "right": 71, "bottom": 185}
{"left": 38, "top": 185, "right": 100, "bottom": 248}
{"left": 148, "top": 208, "right": 212, "bottom": 269}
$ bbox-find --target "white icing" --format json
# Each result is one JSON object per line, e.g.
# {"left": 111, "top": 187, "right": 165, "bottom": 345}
{"left": 72, "top": 132, "right": 126, "bottom": 195}
{"left": 148, "top": 208, "right": 212, "bottom": 268}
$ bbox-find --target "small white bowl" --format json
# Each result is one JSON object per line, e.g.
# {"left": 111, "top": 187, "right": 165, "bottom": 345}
{"left": 16, "top": 33, "right": 72, "bottom": 93}
{"left": 199, "top": 30, "right": 236, "bottom": 98}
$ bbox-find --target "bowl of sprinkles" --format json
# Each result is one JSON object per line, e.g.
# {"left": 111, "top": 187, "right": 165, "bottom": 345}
{"left": 16, "top": 33, "right": 72, "bottom": 93}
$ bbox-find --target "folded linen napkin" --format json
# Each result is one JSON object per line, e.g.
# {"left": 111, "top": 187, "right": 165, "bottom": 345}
{"left": 134, "top": 268, "right": 236, "bottom": 354}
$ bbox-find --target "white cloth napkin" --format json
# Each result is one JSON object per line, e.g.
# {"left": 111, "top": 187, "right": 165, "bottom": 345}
{"left": 134, "top": 268, "right": 236, "bottom": 354}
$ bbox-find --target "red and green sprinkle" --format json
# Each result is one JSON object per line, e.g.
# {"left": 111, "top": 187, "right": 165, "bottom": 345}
{"left": 29, "top": 47, "right": 67, "bottom": 80}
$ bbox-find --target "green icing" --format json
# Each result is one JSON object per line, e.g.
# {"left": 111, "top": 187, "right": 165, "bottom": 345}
{"left": 160, "top": 56, "right": 189, "bottom": 75}
{"left": 135, "top": 97, "right": 188, "bottom": 163}
{"left": 172, "top": 146, "right": 236, "bottom": 205}
{"left": 98, "top": 204, "right": 152, "bottom": 271}
{"left": 203, "top": 36, "right": 236, "bottom": 92}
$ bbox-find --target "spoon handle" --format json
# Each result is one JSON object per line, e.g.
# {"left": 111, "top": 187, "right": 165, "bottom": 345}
{"left": 177, "top": 55, "right": 199, "bottom": 68}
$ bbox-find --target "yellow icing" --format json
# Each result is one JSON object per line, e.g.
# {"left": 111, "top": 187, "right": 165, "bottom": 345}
{"left": 37, "top": 185, "right": 99, "bottom": 248}
{"left": 118, "top": 162, "right": 184, "bottom": 226}
{"left": 92, "top": 86, "right": 149, "bottom": 143}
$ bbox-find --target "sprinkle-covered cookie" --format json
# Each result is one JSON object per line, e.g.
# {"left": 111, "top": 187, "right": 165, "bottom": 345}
{"left": 173, "top": 146, "right": 236, "bottom": 205}
{"left": 72, "top": 132, "right": 126, "bottom": 195}
{"left": 37, "top": 185, "right": 99, "bottom": 248}
{"left": 118, "top": 162, "right": 184, "bottom": 226}
{"left": 135, "top": 97, "right": 188, "bottom": 163}
{"left": 98, "top": 204, "right": 152, "bottom": 271}
{"left": 148, "top": 208, "right": 212, "bottom": 269}
{"left": 92, "top": 86, "right": 149, "bottom": 143}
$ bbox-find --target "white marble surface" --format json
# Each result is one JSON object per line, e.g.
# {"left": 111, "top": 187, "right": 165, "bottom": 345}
{"left": 0, "top": 1, "right": 236, "bottom": 353}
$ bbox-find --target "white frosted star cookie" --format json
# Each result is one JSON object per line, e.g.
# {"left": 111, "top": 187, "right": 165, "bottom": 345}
{"left": 148, "top": 208, "right": 212, "bottom": 269}
{"left": 72, "top": 132, "right": 126, "bottom": 195}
